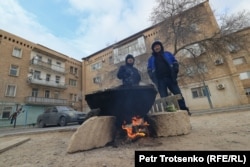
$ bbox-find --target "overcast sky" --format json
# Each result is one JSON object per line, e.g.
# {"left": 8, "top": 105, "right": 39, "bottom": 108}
{"left": 0, "top": 0, "right": 249, "bottom": 61}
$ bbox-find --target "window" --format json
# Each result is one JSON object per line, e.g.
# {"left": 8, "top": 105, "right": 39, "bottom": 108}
{"left": 191, "top": 86, "right": 210, "bottom": 98}
{"left": 55, "top": 76, "right": 60, "bottom": 83}
{"left": 197, "top": 63, "right": 208, "bottom": 73}
{"left": 186, "top": 66, "right": 195, "bottom": 76}
{"left": 54, "top": 91, "right": 59, "bottom": 99}
{"left": 113, "top": 36, "right": 146, "bottom": 64}
{"left": 70, "top": 66, "right": 74, "bottom": 73}
{"left": 33, "top": 55, "right": 42, "bottom": 65}
{"left": 47, "top": 59, "right": 52, "bottom": 65}
{"left": 12, "top": 47, "right": 22, "bottom": 58}
{"left": 45, "top": 90, "right": 50, "bottom": 98}
{"left": 93, "top": 76, "right": 101, "bottom": 84}
{"left": 70, "top": 94, "right": 77, "bottom": 101}
{"left": 180, "top": 44, "right": 206, "bottom": 58}
{"left": 186, "top": 63, "right": 207, "bottom": 76}
{"left": 70, "top": 94, "right": 74, "bottom": 101}
{"left": 36, "top": 55, "right": 42, "bottom": 61}
{"left": 109, "top": 56, "right": 113, "bottom": 64}
{"left": 245, "top": 88, "right": 250, "bottom": 96}
{"left": 227, "top": 43, "right": 240, "bottom": 53}
{"left": 239, "top": 72, "right": 250, "bottom": 80}
{"left": 5, "top": 84, "right": 17, "bottom": 97}
{"left": 69, "top": 79, "right": 77, "bottom": 86}
{"left": 46, "top": 74, "right": 51, "bottom": 81}
{"left": 190, "top": 23, "right": 199, "bottom": 31}
{"left": 56, "top": 61, "right": 61, "bottom": 66}
{"left": 34, "top": 71, "right": 41, "bottom": 80}
{"left": 10, "top": 64, "right": 19, "bottom": 76}
{"left": 1, "top": 106, "right": 13, "bottom": 119}
{"left": 70, "top": 66, "right": 78, "bottom": 74}
{"left": 44, "top": 107, "right": 54, "bottom": 113}
{"left": 74, "top": 68, "right": 78, "bottom": 75}
{"left": 91, "top": 62, "right": 102, "bottom": 70}
{"left": 32, "top": 88, "right": 38, "bottom": 97}
{"left": 233, "top": 57, "right": 246, "bottom": 65}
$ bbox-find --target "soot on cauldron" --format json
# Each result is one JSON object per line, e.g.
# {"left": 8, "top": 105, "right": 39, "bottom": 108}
{"left": 85, "top": 85, "right": 157, "bottom": 127}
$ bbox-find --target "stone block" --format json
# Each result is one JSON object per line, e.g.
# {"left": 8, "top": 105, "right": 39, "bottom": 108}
{"left": 148, "top": 110, "right": 191, "bottom": 137}
{"left": 67, "top": 116, "right": 116, "bottom": 153}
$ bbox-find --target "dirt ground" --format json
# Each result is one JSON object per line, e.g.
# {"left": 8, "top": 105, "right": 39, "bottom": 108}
{"left": 0, "top": 110, "right": 249, "bottom": 167}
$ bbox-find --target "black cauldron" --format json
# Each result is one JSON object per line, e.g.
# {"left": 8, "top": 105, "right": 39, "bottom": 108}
{"left": 85, "top": 85, "right": 157, "bottom": 126}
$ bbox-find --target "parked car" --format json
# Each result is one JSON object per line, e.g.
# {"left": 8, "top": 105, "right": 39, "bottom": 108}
{"left": 37, "top": 106, "right": 87, "bottom": 128}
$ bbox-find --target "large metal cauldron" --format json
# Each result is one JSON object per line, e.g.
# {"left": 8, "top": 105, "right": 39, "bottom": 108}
{"left": 85, "top": 84, "right": 157, "bottom": 126}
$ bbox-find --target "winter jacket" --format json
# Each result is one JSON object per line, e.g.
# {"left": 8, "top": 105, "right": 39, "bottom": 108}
{"left": 147, "top": 51, "right": 179, "bottom": 85}
{"left": 117, "top": 54, "right": 141, "bottom": 86}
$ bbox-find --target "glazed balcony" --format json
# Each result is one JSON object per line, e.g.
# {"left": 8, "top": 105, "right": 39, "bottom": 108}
{"left": 27, "top": 77, "right": 67, "bottom": 89}
{"left": 30, "top": 59, "right": 66, "bottom": 75}
{"left": 25, "top": 97, "right": 68, "bottom": 105}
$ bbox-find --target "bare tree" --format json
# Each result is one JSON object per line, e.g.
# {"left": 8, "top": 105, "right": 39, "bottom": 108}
{"left": 150, "top": 0, "right": 250, "bottom": 108}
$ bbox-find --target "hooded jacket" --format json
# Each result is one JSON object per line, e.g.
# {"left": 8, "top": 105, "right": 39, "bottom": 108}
{"left": 117, "top": 54, "right": 141, "bottom": 86}
{"left": 147, "top": 41, "right": 179, "bottom": 84}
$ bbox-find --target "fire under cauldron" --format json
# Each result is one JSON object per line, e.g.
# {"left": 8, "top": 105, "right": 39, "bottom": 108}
{"left": 85, "top": 84, "right": 157, "bottom": 127}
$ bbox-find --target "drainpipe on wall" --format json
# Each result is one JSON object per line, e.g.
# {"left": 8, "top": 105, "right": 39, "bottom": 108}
{"left": 203, "top": 80, "right": 213, "bottom": 109}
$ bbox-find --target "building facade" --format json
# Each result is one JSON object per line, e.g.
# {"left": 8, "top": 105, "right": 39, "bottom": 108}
{"left": 1, "top": 1, "right": 249, "bottom": 127}
{"left": 0, "top": 29, "right": 82, "bottom": 127}
{"left": 82, "top": 1, "right": 250, "bottom": 111}
{"left": 176, "top": 28, "right": 250, "bottom": 110}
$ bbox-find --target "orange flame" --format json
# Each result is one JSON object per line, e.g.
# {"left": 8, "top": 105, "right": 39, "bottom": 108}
{"left": 122, "top": 116, "right": 149, "bottom": 140}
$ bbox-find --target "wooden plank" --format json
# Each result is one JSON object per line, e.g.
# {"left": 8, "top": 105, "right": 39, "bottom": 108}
{"left": 150, "top": 94, "right": 181, "bottom": 113}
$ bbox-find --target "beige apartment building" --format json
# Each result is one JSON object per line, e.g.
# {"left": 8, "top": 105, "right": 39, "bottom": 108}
{"left": 177, "top": 27, "right": 250, "bottom": 109}
{"left": 82, "top": 1, "right": 250, "bottom": 111}
{"left": 0, "top": 29, "right": 82, "bottom": 126}
{"left": 1, "top": 1, "right": 249, "bottom": 127}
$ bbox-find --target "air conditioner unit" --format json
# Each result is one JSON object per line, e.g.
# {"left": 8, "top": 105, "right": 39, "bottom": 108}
{"left": 215, "top": 58, "right": 223, "bottom": 65}
{"left": 229, "top": 48, "right": 237, "bottom": 53}
{"left": 228, "top": 45, "right": 239, "bottom": 53}
{"left": 217, "top": 83, "right": 225, "bottom": 90}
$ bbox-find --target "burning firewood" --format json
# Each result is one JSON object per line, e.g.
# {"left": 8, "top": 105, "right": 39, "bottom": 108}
{"left": 122, "top": 116, "right": 150, "bottom": 141}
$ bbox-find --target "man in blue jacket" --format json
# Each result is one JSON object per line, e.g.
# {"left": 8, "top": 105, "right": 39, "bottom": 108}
{"left": 147, "top": 41, "right": 191, "bottom": 116}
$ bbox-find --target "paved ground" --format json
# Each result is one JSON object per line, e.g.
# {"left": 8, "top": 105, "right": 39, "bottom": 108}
{"left": 1, "top": 104, "right": 250, "bottom": 137}
{"left": 0, "top": 124, "right": 79, "bottom": 137}
{"left": 0, "top": 109, "right": 249, "bottom": 167}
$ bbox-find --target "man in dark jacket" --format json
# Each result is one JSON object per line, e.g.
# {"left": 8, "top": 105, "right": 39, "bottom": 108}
{"left": 117, "top": 54, "right": 141, "bottom": 86}
{"left": 147, "top": 41, "right": 191, "bottom": 116}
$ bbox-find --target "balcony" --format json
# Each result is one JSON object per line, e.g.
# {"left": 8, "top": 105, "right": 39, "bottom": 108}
{"left": 30, "top": 59, "right": 66, "bottom": 74}
{"left": 25, "top": 96, "right": 69, "bottom": 105}
{"left": 27, "top": 77, "right": 67, "bottom": 89}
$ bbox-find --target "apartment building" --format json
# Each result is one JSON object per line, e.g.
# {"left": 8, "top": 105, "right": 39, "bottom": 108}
{"left": 0, "top": 29, "right": 82, "bottom": 126}
{"left": 176, "top": 27, "right": 250, "bottom": 110}
{"left": 1, "top": 1, "right": 249, "bottom": 128}
{"left": 82, "top": 1, "right": 250, "bottom": 111}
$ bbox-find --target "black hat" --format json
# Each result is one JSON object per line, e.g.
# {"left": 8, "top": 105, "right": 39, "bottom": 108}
{"left": 125, "top": 54, "right": 134, "bottom": 65}
{"left": 125, "top": 54, "right": 134, "bottom": 61}
{"left": 151, "top": 41, "right": 164, "bottom": 53}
